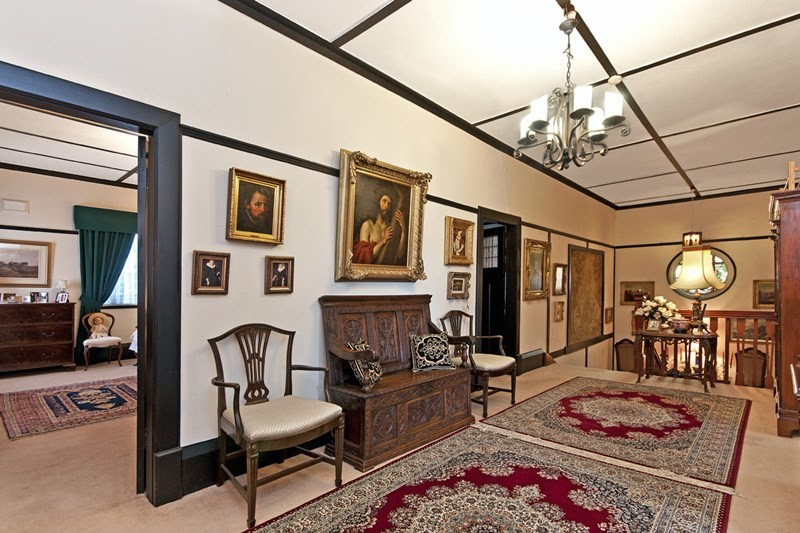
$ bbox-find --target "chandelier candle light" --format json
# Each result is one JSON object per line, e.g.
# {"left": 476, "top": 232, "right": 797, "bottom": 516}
{"left": 514, "top": 3, "right": 630, "bottom": 169}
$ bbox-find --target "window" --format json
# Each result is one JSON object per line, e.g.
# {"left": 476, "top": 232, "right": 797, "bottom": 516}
{"left": 104, "top": 235, "right": 137, "bottom": 306}
{"left": 666, "top": 246, "right": 735, "bottom": 301}
{"left": 483, "top": 235, "right": 498, "bottom": 268}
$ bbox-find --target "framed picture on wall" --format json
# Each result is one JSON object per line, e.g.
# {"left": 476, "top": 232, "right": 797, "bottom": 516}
{"left": 191, "top": 251, "right": 230, "bottom": 295}
{"left": 335, "top": 149, "right": 431, "bottom": 281}
{"left": 447, "top": 272, "right": 471, "bottom": 299}
{"left": 523, "top": 239, "right": 550, "bottom": 300}
{"left": 620, "top": 281, "right": 654, "bottom": 306}
{"left": 753, "top": 280, "right": 775, "bottom": 309}
{"left": 553, "top": 301, "right": 565, "bottom": 322}
{"left": 552, "top": 263, "right": 567, "bottom": 296}
{"left": 604, "top": 307, "right": 614, "bottom": 324}
{"left": 0, "top": 239, "right": 52, "bottom": 288}
{"left": 226, "top": 167, "right": 286, "bottom": 244}
{"left": 444, "top": 216, "right": 474, "bottom": 265}
{"left": 265, "top": 256, "right": 294, "bottom": 294}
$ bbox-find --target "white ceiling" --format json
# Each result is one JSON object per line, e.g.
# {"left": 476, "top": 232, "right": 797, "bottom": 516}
{"left": 256, "top": 0, "right": 800, "bottom": 208}
{"left": 0, "top": 101, "right": 139, "bottom": 186}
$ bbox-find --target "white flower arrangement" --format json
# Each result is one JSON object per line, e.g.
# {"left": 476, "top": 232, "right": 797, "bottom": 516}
{"left": 634, "top": 295, "right": 683, "bottom": 326}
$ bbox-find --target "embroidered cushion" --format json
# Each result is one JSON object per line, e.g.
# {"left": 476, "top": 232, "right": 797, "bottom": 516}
{"left": 346, "top": 339, "right": 382, "bottom": 390}
{"left": 409, "top": 332, "right": 454, "bottom": 372}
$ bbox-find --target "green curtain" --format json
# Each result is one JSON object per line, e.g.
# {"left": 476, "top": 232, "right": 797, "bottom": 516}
{"left": 73, "top": 206, "right": 137, "bottom": 364}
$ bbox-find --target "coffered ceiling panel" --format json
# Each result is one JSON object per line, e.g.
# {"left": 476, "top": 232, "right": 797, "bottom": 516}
{"left": 687, "top": 151, "right": 800, "bottom": 194}
{"left": 343, "top": 0, "right": 607, "bottom": 123}
{"left": 255, "top": 0, "right": 389, "bottom": 40}
{"left": 664, "top": 106, "right": 800, "bottom": 170}
{"left": 590, "top": 173, "right": 692, "bottom": 205}
{"left": 561, "top": 142, "right": 675, "bottom": 188}
{"left": 0, "top": 147, "right": 128, "bottom": 181}
{"left": 578, "top": 0, "right": 800, "bottom": 74}
{"left": 623, "top": 20, "right": 800, "bottom": 135}
{"left": 0, "top": 129, "right": 136, "bottom": 172}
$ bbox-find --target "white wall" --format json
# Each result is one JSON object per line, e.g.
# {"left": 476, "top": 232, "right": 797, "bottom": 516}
{"left": 0, "top": 0, "right": 617, "bottom": 446}
{"left": 0, "top": 169, "right": 138, "bottom": 337}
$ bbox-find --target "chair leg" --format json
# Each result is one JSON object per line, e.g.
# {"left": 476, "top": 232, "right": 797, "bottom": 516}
{"left": 511, "top": 365, "right": 517, "bottom": 405}
{"left": 216, "top": 430, "right": 227, "bottom": 487}
{"left": 482, "top": 373, "right": 489, "bottom": 418}
{"left": 117, "top": 342, "right": 123, "bottom": 366}
{"left": 83, "top": 347, "right": 90, "bottom": 371}
{"left": 334, "top": 417, "right": 344, "bottom": 487}
{"left": 246, "top": 444, "right": 259, "bottom": 529}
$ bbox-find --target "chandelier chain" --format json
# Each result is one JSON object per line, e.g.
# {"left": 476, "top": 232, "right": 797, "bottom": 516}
{"left": 564, "top": 32, "right": 574, "bottom": 92}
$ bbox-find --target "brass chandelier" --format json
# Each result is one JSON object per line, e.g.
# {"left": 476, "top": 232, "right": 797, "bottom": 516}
{"left": 513, "top": 3, "right": 630, "bottom": 170}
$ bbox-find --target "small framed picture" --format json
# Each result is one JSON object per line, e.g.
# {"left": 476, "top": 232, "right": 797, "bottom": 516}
{"left": 191, "top": 251, "right": 231, "bottom": 295}
{"left": 620, "top": 281, "right": 655, "bottom": 306}
{"left": 226, "top": 167, "right": 286, "bottom": 245}
{"left": 646, "top": 319, "right": 661, "bottom": 332}
{"left": 1, "top": 292, "right": 16, "bottom": 303}
{"left": 553, "top": 301, "right": 565, "bottom": 322}
{"left": 447, "top": 272, "right": 471, "bottom": 300}
{"left": 55, "top": 292, "right": 69, "bottom": 303}
{"left": 265, "top": 256, "right": 294, "bottom": 294}
{"left": 753, "top": 279, "right": 775, "bottom": 309}
{"left": 604, "top": 307, "right": 614, "bottom": 324}
{"left": 552, "top": 263, "right": 567, "bottom": 296}
{"left": 444, "top": 216, "right": 474, "bottom": 266}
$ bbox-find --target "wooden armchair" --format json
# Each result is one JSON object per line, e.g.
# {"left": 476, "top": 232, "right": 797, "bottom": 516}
{"left": 207, "top": 323, "right": 344, "bottom": 528}
{"left": 614, "top": 338, "right": 637, "bottom": 372}
{"left": 80, "top": 311, "right": 122, "bottom": 370}
{"left": 439, "top": 310, "right": 517, "bottom": 417}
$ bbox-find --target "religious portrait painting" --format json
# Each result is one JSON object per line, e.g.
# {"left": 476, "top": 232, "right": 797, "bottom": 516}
{"left": 226, "top": 167, "right": 285, "bottom": 244}
{"left": 444, "top": 216, "right": 474, "bottom": 266}
{"left": 265, "top": 256, "right": 294, "bottom": 294}
{"left": 335, "top": 150, "right": 431, "bottom": 281}
{"left": 191, "top": 250, "right": 230, "bottom": 295}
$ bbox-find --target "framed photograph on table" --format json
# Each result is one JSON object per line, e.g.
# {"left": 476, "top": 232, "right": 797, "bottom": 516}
{"left": 552, "top": 263, "right": 567, "bottom": 296}
{"left": 0, "top": 239, "right": 52, "bottom": 287}
{"left": 265, "top": 256, "right": 294, "bottom": 294}
{"left": 191, "top": 251, "right": 230, "bottom": 295}
{"left": 646, "top": 319, "right": 661, "bottom": 332}
{"left": 444, "top": 217, "right": 474, "bottom": 266}
{"left": 226, "top": 167, "right": 286, "bottom": 245}
{"left": 335, "top": 149, "right": 431, "bottom": 281}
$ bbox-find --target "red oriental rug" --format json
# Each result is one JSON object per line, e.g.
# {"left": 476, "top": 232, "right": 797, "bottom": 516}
{"left": 0, "top": 376, "right": 137, "bottom": 439}
{"left": 483, "top": 377, "right": 750, "bottom": 487}
{"left": 250, "top": 427, "right": 730, "bottom": 532}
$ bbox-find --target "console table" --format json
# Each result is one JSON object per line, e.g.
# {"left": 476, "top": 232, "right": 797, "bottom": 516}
{"left": 634, "top": 329, "right": 717, "bottom": 393}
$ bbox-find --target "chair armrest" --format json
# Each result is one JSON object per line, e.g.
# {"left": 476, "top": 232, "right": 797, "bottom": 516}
{"left": 291, "top": 365, "right": 332, "bottom": 401}
{"left": 211, "top": 378, "right": 243, "bottom": 442}
{"left": 473, "top": 335, "right": 506, "bottom": 356}
{"left": 329, "top": 343, "right": 378, "bottom": 362}
{"left": 445, "top": 334, "right": 473, "bottom": 346}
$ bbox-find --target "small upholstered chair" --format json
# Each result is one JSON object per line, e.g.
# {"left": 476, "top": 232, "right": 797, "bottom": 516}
{"left": 207, "top": 323, "right": 344, "bottom": 528}
{"left": 80, "top": 311, "right": 123, "bottom": 371}
{"left": 439, "top": 310, "right": 516, "bottom": 418}
{"left": 614, "top": 338, "right": 637, "bottom": 373}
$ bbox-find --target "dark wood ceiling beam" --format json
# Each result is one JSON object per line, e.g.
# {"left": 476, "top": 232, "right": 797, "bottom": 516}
{"left": 332, "top": 0, "right": 412, "bottom": 48}
{"left": 0, "top": 126, "right": 137, "bottom": 158}
{"left": 117, "top": 165, "right": 138, "bottom": 182}
{"left": 617, "top": 183, "right": 784, "bottom": 210}
{"left": 0, "top": 161, "right": 136, "bottom": 189}
{"left": 0, "top": 144, "right": 130, "bottom": 171}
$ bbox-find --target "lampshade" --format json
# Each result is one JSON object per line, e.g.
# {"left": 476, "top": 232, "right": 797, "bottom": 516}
{"left": 55, "top": 279, "right": 68, "bottom": 290}
{"left": 670, "top": 246, "right": 724, "bottom": 291}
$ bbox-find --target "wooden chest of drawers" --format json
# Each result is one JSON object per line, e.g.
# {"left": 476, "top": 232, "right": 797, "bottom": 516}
{"left": 0, "top": 302, "right": 76, "bottom": 372}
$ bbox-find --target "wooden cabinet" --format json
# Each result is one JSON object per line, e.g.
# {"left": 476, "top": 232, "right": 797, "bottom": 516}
{"left": 771, "top": 189, "right": 800, "bottom": 436}
{"left": 0, "top": 302, "right": 76, "bottom": 372}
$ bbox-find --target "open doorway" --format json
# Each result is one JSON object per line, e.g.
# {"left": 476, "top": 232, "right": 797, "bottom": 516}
{"left": 476, "top": 207, "right": 521, "bottom": 357}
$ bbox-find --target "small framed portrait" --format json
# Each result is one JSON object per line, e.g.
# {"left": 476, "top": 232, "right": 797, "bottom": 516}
{"left": 553, "top": 301, "right": 565, "bottom": 322}
{"left": 646, "top": 319, "right": 661, "bottom": 332}
{"left": 226, "top": 167, "right": 286, "bottom": 244}
{"left": 335, "top": 150, "right": 431, "bottom": 281}
{"left": 753, "top": 280, "right": 775, "bottom": 309}
{"left": 191, "top": 251, "right": 230, "bottom": 295}
{"left": 523, "top": 239, "right": 550, "bottom": 300}
{"left": 447, "top": 272, "right": 471, "bottom": 300}
{"left": 444, "top": 216, "right": 474, "bottom": 266}
{"left": 55, "top": 291, "right": 69, "bottom": 303}
{"left": 0, "top": 239, "right": 52, "bottom": 287}
{"left": 552, "top": 263, "right": 567, "bottom": 296}
{"left": 620, "top": 281, "right": 654, "bottom": 306}
{"left": 604, "top": 307, "right": 614, "bottom": 324}
{"left": 265, "top": 256, "right": 294, "bottom": 294}
{"left": 1, "top": 292, "right": 16, "bottom": 303}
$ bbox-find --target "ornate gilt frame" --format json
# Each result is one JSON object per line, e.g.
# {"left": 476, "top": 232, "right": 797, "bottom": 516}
{"left": 335, "top": 150, "right": 431, "bottom": 281}
{"left": 552, "top": 263, "right": 568, "bottom": 296}
{"left": 523, "top": 239, "right": 550, "bottom": 300}
{"left": 226, "top": 167, "right": 286, "bottom": 244}
{"left": 444, "top": 216, "right": 474, "bottom": 265}
{"left": 447, "top": 272, "right": 471, "bottom": 299}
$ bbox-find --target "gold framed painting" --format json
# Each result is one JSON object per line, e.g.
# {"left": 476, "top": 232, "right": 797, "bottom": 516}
{"left": 335, "top": 149, "right": 431, "bottom": 281}
{"left": 447, "top": 272, "right": 471, "bottom": 300}
{"left": 620, "top": 281, "right": 654, "bottom": 306}
{"left": 226, "top": 167, "right": 286, "bottom": 244}
{"left": 523, "top": 239, "right": 550, "bottom": 300}
{"left": 0, "top": 239, "right": 52, "bottom": 287}
{"left": 265, "top": 256, "right": 294, "bottom": 294}
{"left": 604, "top": 307, "right": 614, "bottom": 324}
{"left": 752, "top": 279, "right": 775, "bottom": 309}
{"left": 444, "top": 216, "right": 474, "bottom": 266}
{"left": 552, "top": 263, "right": 567, "bottom": 296}
{"left": 191, "top": 250, "right": 230, "bottom": 295}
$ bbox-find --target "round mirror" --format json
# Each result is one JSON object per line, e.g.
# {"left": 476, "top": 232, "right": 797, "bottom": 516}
{"left": 666, "top": 247, "right": 736, "bottom": 301}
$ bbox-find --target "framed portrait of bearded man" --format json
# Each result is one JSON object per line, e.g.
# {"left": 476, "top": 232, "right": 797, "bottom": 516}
{"left": 335, "top": 149, "right": 431, "bottom": 281}
{"left": 226, "top": 167, "right": 285, "bottom": 244}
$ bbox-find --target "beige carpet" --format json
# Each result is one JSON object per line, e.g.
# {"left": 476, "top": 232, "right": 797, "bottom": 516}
{"left": 0, "top": 361, "right": 798, "bottom": 532}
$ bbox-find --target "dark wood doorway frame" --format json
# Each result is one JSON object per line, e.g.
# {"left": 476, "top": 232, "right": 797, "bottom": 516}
{"left": 0, "top": 61, "right": 183, "bottom": 506}
{"left": 476, "top": 207, "right": 521, "bottom": 357}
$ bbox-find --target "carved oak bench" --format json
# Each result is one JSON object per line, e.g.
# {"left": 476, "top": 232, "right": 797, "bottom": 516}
{"left": 319, "top": 294, "right": 474, "bottom": 471}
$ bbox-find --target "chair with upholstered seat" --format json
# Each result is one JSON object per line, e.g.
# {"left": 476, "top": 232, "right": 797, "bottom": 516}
{"left": 207, "top": 323, "right": 344, "bottom": 528}
{"left": 439, "top": 310, "right": 517, "bottom": 418}
{"left": 80, "top": 311, "right": 123, "bottom": 371}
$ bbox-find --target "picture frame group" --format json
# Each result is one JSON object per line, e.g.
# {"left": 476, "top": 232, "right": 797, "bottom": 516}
{"left": 0, "top": 239, "right": 52, "bottom": 288}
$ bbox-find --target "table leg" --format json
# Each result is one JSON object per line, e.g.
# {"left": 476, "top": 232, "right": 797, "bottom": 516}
{"left": 635, "top": 334, "right": 643, "bottom": 384}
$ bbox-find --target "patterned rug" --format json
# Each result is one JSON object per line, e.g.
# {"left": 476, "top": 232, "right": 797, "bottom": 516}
{"left": 483, "top": 377, "right": 750, "bottom": 487}
{"left": 250, "top": 427, "right": 730, "bottom": 532}
{"left": 0, "top": 376, "right": 137, "bottom": 439}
